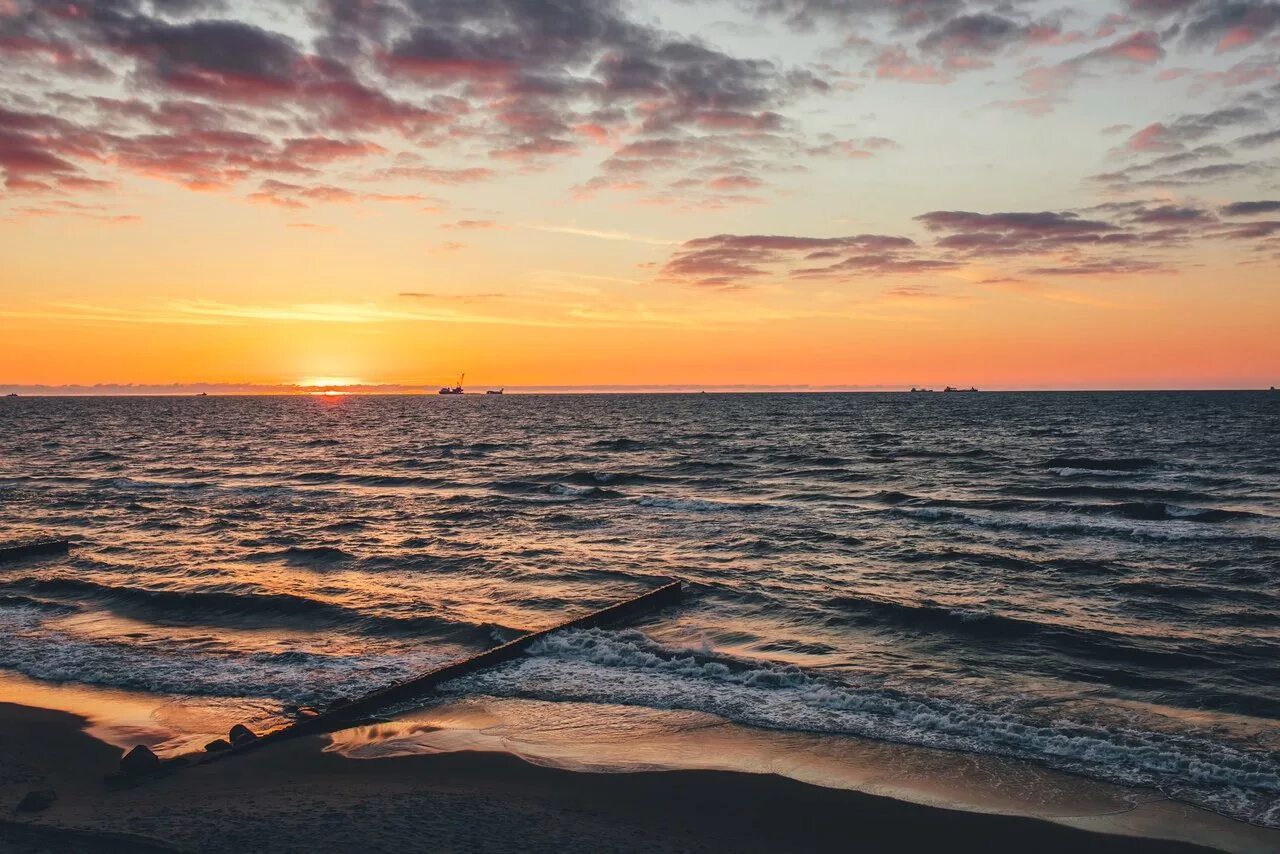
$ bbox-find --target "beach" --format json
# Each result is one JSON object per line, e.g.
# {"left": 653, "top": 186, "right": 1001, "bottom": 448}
{"left": 3, "top": 698, "right": 1250, "bottom": 854}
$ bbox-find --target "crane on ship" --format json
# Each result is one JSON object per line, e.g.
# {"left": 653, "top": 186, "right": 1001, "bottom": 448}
{"left": 439, "top": 373, "right": 465, "bottom": 395}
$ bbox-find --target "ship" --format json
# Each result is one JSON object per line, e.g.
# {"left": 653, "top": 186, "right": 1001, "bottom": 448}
{"left": 486, "top": 388, "right": 504, "bottom": 395}
{"left": 439, "top": 373, "right": 465, "bottom": 395}
{"left": 943, "top": 386, "right": 978, "bottom": 393}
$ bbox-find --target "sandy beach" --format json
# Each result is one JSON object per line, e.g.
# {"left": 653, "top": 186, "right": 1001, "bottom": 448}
{"left": 1, "top": 699, "right": 1241, "bottom": 854}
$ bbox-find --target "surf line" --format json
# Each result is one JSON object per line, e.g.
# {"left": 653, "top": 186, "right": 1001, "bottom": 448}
{"left": 114, "top": 578, "right": 685, "bottom": 781}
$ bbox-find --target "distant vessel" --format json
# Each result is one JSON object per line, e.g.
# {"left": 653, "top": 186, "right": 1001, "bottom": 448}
{"left": 4, "top": 393, "right": 16, "bottom": 398}
{"left": 486, "top": 388, "right": 504, "bottom": 395}
{"left": 439, "top": 373, "right": 465, "bottom": 395}
{"left": 909, "top": 387, "right": 934, "bottom": 393}
{"left": 943, "top": 386, "right": 978, "bottom": 393}
{"left": 196, "top": 392, "right": 208, "bottom": 397}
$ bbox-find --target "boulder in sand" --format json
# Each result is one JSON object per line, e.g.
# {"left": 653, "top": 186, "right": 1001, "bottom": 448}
{"left": 120, "top": 744, "right": 160, "bottom": 775}
{"left": 204, "top": 738, "right": 232, "bottom": 753}
{"left": 16, "top": 789, "right": 56, "bottom": 813}
{"left": 229, "top": 723, "right": 257, "bottom": 745}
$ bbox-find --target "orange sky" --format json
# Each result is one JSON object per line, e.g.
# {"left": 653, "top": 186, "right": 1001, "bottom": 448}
{"left": 2, "top": 0, "right": 1278, "bottom": 391}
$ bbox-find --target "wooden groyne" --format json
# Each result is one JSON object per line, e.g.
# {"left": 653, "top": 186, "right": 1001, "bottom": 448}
{"left": 0, "top": 539, "right": 70, "bottom": 564}
{"left": 169, "top": 578, "right": 684, "bottom": 770}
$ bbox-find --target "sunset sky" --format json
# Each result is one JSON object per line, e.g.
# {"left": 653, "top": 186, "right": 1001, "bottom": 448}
{"left": 1, "top": 0, "right": 1278, "bottom": 391}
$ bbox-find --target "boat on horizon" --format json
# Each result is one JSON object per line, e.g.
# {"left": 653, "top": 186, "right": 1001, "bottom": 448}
{"left": 439, "top": 373, "right": 465, "bottom": 395}
{"left": 486, "top": 388, "right": 504, "bottom": 395}
{"left": 943, "top": 386, "right": 978, "bottom": 393}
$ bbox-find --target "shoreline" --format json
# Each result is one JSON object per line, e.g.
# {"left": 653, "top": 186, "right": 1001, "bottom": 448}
{"left": 1, "top": 695, "right": 1270, "bottom": 854}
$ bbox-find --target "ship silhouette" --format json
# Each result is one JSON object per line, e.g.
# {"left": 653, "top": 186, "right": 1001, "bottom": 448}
{"left": 439, "top": 373, "right": 465, "bottom": 395}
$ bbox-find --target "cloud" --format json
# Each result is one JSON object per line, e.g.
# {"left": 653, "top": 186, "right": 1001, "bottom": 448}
{"left": 1183, "top": 2, "right": 1280, "bottom": 53}
{"left": 443, "top": 219, "right": 499, "bottom": 230}
{"left": 657, "top": 194, "right": 1280, "bottom": 289}
{"left": 1221, "top": 199, "right": 1280, "bottom": 215}
{"left": 0, "top": 0, "right": 829, "bottom": 209}
{"left": 247, "top": 179, "right": 430, "bottom": 209}
{"left": 659, "top": 232, "right": 933, "bottom": 287}
{"left": 1023, "top": 259, "right": 1171, "bottom": 276}
{"left": 1016, "top": 30, "right": 1167, "bottom": 105}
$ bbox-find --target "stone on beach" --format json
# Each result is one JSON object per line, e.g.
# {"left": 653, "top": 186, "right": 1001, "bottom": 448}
{"left": 204, "top": 738, "right": 232, "bottom": 753}
{"left": 229, "top": 724, "right": 257, "bottom": 745}
{"left": 16, "top": 789, "right": 57, "bottom": 812}
{"left": 120, "top": 744, "right": 160, "bottom": 775}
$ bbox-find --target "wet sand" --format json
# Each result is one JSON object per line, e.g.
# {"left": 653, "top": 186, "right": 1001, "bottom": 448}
{"left": 0, "top": 701, "right": 1226, "bottom": 854}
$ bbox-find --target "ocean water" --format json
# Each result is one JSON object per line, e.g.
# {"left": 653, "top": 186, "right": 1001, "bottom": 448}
{"left": 0, "top": 392, "right": 1277, "bottom": 826}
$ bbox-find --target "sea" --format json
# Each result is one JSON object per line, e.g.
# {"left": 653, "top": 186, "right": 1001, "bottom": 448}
{"left": 0, "top": 392, "right": 1277, "bottom": 827}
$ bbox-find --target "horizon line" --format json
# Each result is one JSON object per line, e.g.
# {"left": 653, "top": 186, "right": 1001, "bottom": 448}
{"left": 2, "top": 383, "right": 1276, "bottom": 397}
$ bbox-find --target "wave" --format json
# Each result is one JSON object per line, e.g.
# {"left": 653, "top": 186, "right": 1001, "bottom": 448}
{"left": 1106, "top": 502, "right": 1261, "bottom": 523}
{"left": 246, "top": 545, "right": 357, "bottom": 564}
{"left": 0, "top": 608, "right": 424, "bottom": 703}
{"left": 869, "top": 491, "right": 1260, "bottom": 525}
{"left": 1001, "top": 484, "right": 1222, "bottom": 503}
{"left": 288, "top": 471, "right": 450, "bottom": 489}
{"left": 546, "top": 483, "right": 625, "bottom": 499}
{"left": 443, "top": 629, "right": 1280, "bottom": 828}
{"left": 98, "top": 477, "right": 211, "bottom": 491}
{"left": 589, "top": 438, "right": 649, "bottom": 451}
{"left": 635, "top": 496, "right": 770, "bottom": 512}
{"left": 1041, "top": 456, "right": 1158, "bottom": 472}
{"left": 553, "top": 470, "right": 675, "bottom": 487}
{"left": 3, "top": 576, "right": 515, "bottom": 641}
{"left": 887, "top": 505, "right": 1277, "bottom": 544}
{"left": 71, "top": 450, "right": 120, "bottom": 462}
{"left": 0, "top": 593, "right": 79, "bottom": 614}
{"left": 823, "top": 594, "right": 1219, "bottom": 669}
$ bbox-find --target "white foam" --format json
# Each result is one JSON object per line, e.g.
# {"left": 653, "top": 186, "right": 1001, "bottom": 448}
{"left": 443, "top": 628, "right": 1280, "bottom": 828}
{"left": 635, "top": 496, "right": 765, "bottom": 512}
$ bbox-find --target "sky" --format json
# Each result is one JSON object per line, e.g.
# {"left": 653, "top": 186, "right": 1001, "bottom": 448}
{"left": 1, "top": 0, "right": 1278, "bottom": 392}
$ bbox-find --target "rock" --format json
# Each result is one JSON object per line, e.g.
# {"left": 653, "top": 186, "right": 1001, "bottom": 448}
{"left": 228, "top": 723, "right": 257, "bottom": 745}
{"left": 120, "top": 744, "right": 160, "bottom": 775}
{"left": 203, "top": 738, "right": 232, "bottom": 753}
{"left": 16, "top": 789, "right": 56, "bottom": 813}
{"left": 295, "top": 707, "right": 320, "bottom": 720}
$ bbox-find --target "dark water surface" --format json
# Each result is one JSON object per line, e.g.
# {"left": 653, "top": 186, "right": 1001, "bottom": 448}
{"left": 1, "top": 392, "right": 1277, "bottom": 825}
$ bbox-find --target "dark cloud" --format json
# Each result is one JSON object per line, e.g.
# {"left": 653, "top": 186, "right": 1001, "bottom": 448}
{"left": 742, "top": 0, "right": 966, "bottom": 31}
{"left": 916, "top": 210, "right": 1120, "bottom": 236}
{"left": 658, "top": 195, "right": 1280, "bottom": 289}
{"left": 1236, "top": 127, "right": 1280, "bottom": 148}
{"left": 1183, "top": 2, "right": 1280, "bottom": 53}
{"left": 660, "top": 232, "right": 923, "bottom": 287}
{"left": 1221, "top": 200, "right": 1280, "bottom": 215}
{"left": 1074, "top": 30, "right": 1166, "bottom": 65}
{"left": 1125, "top": 0, "right": 1198, "bottom": 14}
{"left": 915, "top": 12, "right": 1068, "bottom": 70}
{"left": 0, "top": 0, "right": 828, "bottom": 208}
{"left": 1023, "top": 259, "right": 1170, "bottom": 276}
